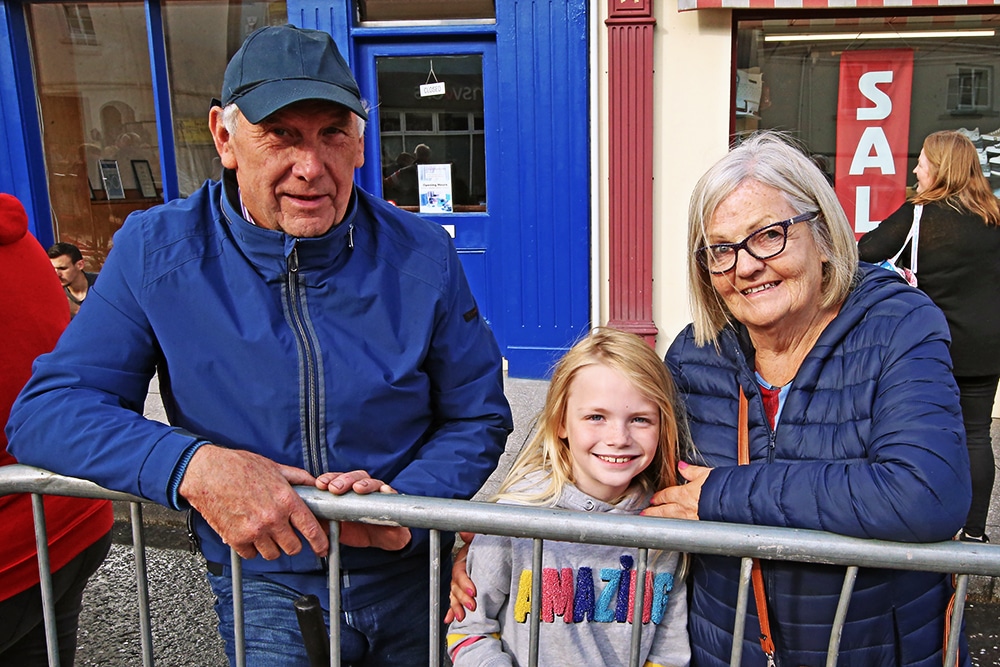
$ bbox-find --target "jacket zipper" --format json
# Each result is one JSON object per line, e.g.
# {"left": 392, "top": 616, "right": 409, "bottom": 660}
{"left": 285, "top": 245, "right": 326, "bottom": 476}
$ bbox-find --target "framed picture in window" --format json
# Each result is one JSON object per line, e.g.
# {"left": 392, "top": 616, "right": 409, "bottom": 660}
{"left": 99, "top": 159, "right": 125, "bottom": 200}
{"left": 131, "top": 159, "right": 158, "bottom": 199}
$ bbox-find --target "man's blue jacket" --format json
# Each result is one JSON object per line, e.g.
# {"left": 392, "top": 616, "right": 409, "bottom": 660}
{"left": 7, "top": 175, "right": 513, "bottom": 607}
{"left": 667, "top": 264, "right": 971, "bottom": 667}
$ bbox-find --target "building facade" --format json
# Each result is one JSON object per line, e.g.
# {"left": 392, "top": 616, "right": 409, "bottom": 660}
{"left": 3, "top": 0, "right": 1000, "bottom": 378}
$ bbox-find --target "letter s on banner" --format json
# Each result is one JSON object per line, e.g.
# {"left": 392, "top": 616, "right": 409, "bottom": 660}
{"left": 834, "top": 49, "right": 914, "bottom": 238}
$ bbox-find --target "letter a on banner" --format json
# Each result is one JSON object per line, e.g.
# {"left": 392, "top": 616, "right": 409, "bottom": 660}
{"left": 834, "top": 50, "right": 913, "bottom": 238}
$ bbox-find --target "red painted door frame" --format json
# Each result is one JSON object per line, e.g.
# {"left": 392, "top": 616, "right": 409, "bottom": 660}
{"left": 606, "top": 0, "right": 657, "bottom": 345}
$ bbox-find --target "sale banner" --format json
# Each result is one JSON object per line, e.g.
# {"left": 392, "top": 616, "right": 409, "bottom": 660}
{"left": 835, "top": 49, "right": 913, "bottom": 237}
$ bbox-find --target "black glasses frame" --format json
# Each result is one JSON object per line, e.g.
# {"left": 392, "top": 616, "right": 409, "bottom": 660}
{"left": 695, "top": 211, "right": 819, "bottom": 274}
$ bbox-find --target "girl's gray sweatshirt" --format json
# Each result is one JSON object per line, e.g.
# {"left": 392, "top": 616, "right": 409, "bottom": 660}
{"left": 447, "top": 480, "right": 691, "bottom": 667}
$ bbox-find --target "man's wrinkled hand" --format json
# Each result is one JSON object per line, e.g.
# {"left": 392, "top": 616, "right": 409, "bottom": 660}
{"left": 179, "top": 445, "right": 328, "bottom": 561}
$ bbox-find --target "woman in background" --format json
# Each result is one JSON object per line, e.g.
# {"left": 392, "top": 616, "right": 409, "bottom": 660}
{"left": 859, "top": 130, "right": 1000, "bottom": 543}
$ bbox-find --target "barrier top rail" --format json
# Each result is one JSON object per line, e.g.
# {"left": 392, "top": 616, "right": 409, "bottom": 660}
{"left": 2, "top": 463, "right": 998, "bottom": 577}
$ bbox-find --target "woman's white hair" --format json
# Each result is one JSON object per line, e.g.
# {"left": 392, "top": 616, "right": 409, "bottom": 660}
{"left": 686, "top": 131, "right": 858, "bottom": 347}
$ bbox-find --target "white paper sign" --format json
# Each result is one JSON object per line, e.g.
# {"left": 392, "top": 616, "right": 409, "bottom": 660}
{"left": 420, "top": 82, "right": 446, "bottom": 97}
{"left": 418, "top": 164, "right": 453, "bottom": 214}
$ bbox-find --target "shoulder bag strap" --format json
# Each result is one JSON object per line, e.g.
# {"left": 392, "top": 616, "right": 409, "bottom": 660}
{"left": 890, "top": 203, "right": 922, "bottom": 267}
{"left": 739, "top": 387, "right": 777, "bottom": 666}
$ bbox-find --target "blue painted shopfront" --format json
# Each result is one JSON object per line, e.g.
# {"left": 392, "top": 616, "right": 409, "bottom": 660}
{"left": 0, "top": 0, "right": 589, "bottom": 378}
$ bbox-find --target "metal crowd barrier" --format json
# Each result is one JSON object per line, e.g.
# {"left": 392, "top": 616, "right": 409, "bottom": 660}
{"left": 3, "top": 463, "right": 1000, "bottom": 667}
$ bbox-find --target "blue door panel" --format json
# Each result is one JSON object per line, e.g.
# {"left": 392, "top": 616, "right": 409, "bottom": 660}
{"left": 494, "top": 0, "right": 590, "bottom": 377}
{"left": 456, "top": 248, "right": 491, "bottom": 326}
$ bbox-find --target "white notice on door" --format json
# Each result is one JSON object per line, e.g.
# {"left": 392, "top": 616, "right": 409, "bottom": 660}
{"left": 418, "top": 164, "right": 453, "bottom": 214}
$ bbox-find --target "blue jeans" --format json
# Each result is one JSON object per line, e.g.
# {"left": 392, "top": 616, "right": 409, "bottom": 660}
{"left": 207, "top": 567, "right": 445, "bottom": 667}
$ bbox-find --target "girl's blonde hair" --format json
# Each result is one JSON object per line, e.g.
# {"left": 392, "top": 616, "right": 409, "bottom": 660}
{"left": 495, "top": 327, "right": 681, "bottom": 506}
{"left": 912, "top": 130, "right": 1000, "bottom": 226}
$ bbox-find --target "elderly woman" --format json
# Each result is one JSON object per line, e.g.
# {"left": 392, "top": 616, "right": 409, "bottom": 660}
{"left": 448, "top": 132, "right": 971, "bottom": 665}
{"left": 644, "top": 131, "right": 971, "bottom": 665}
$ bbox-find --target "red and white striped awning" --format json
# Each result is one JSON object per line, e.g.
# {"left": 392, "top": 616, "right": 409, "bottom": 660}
{"left": 679, "top": 0, "right": 1000, "bottom": 11}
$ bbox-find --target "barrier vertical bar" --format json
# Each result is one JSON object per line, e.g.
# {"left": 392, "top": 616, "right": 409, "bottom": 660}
{"left": 628, "top": 547, "right": 649, "bottom": 666}
{"left": 130, "top": 502, "right": 155, "bottom": 667}
{"left": 231, "top": 548, "right": 245, "bottom": 667}
{"left": 944, "top": 574, "right": 969, "bottom": 667}
{"left": 528, "top": 538, "right": 543, "bottom": 667}
{"left": 824, "top": 565, "right": 857, "bottom": 667}
{"left": 31, "top": 493, "right": 60, "bottom": 667}
{"left": 730, "top": 557, "right": 754, "bottom": 667}
{"left": 429, "top": 529, "right": 441, "bottom": 667}
{"left": 329, "top": 521, "right": 341, "bottom": 667}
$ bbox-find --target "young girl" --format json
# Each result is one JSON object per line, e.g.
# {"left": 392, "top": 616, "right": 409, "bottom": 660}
{"left": 447, "top": 327, "right": 691, "bottom": 667}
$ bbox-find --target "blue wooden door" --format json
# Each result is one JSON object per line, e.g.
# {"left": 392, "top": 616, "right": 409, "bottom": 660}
{"left": 304, "top": 0, "right": 592, "bottom": 378}
{"left": 354, "top": 41, "right": 501, "bottom": 345}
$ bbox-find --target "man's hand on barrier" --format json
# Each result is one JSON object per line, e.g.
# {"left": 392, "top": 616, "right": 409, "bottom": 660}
{"left": 444, "top": 532, "right": 477, "bottom": 624}
{"left": 179, "top": 445, "right": 329, "bottom": 561}
{"left": 641, "top": 460, "right": 710, "bottom": 521}
{"left": 315, "top": 470, "right": 412, "bottom": 552}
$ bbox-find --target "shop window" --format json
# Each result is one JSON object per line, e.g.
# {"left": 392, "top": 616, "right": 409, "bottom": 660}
{"left": 736, "top": 13, "right": 1000, "bottom": 232}
{"left": 28, "top": 2, "right": 161, "bottom": 270}
{"left": 162, "top": 0, "right": 287, "bottom": 196}
{"left": 357, "top": 0, "right": 495, "bottom": 23}
{"left": 376, "top": 55, "right": 486, "bottom": 212}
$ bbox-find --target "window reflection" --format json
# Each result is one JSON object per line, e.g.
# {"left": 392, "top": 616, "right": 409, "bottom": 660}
{"left": 162, "top": 0, "right": 286, "bottom": 196}
{"left": 735, "top": 13, "right": 1000, "bottom": 185}
{"left": 376, "top": 55, "right": 486, "bottom": 211}
{"left": 28, "top": 2, "right": 161, "bottom": 270}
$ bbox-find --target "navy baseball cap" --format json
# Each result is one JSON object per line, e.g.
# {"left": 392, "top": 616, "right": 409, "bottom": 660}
{"left": 221, "top": 24, "right": 367, "bottom": 124}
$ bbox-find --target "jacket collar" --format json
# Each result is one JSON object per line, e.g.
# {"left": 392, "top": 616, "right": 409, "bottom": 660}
{"left": 219, "top": 169, "right": 359, "bottom": 281}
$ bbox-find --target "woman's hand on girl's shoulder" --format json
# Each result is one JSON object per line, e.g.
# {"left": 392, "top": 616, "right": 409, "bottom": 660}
{"left": 641, "top": 461, "right": 711, "bottom": 521}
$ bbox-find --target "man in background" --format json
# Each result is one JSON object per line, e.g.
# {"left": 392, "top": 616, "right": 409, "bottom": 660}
{"left": 47, "top": 242, "right": 96, "bottom": 318}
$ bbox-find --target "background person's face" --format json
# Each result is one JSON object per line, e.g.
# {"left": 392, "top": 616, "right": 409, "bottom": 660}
{"left": 213, "top": 100, "right": 365, "bottom": 238}
{"left": 913, "top": 149, "right": 935, "bottom": 193}
{"left": 50, "top": 255, "right": 83, "bottom": 287}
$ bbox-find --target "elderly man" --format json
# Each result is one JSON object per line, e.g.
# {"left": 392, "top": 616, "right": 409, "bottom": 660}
{"left": 8, "top": 25, "right": 512, "bottom": 666}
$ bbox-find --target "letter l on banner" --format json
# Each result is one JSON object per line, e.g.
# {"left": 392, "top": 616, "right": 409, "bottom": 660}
{"left": 835, "top": 49, "right": 913, "bottom": 237}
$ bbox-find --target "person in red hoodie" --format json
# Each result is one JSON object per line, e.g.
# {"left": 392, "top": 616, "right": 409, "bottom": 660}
{"left": 0, "top": 193, "right": 113, "bottom": 666}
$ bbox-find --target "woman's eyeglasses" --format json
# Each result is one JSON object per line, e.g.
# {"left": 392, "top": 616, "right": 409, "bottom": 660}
{"left": 695, "top": 211, "right": 819, "bottom": 275}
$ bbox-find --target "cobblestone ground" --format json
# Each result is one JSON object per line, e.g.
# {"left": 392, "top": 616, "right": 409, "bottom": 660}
{"left": 76, "top": 545, "right": 225, "bottom": 666}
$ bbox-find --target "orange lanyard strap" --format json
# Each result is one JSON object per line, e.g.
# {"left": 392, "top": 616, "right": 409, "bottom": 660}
{"left": 739, "top": 388, "right": 776, "bottom": 664}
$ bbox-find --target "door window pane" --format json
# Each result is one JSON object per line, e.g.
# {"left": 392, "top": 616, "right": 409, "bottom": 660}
{"left": 28, "top": 2, "right": 161, "bottom": 270}
{"left": 163, "top": 0, "right": 287, "bottom": 196}
{"left": 376, "top": 55, "right": 486, "bottom": 211}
